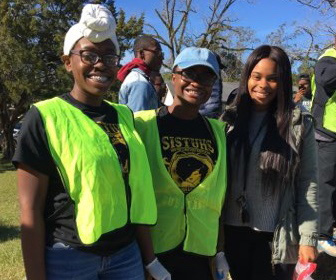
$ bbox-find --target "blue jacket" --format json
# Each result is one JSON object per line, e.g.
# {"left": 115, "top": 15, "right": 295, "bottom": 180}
{"left": 199, "top": 79, "right": 223, "bottom": 118}
{"left": 119, "top": 68, "right": 159, "bottom": 112}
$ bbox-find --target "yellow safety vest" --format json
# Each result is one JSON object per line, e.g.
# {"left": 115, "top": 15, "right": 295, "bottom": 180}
{"left": 35, "top": 97, "right": 157, "bottom": 245}
{"left": 311, "top": 48, "right": 336, "bottom": 133}
{"left": 135, "top": 110, "right": 227, "bottom": 256}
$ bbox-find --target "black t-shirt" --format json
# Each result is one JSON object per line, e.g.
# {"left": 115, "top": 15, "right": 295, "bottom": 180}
{"left": 156, "top": 106, "right": 218, "bottom": 194}
{"left": 13, "top": 93, "right": 135, "bottom": 256}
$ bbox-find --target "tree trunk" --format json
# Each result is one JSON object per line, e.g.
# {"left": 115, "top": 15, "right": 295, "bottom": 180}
{"left": 0, "top": 91, "right": 28, "bottom": 161}
{"left": 1, "top": 126, "right": 15, "bottom": 160}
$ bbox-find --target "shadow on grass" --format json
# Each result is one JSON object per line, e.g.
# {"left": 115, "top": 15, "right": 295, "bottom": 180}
{"left": 0, "top": 224, "right": 20, "bottom": 242}
{"left": 0, "top": 157, "right": 15, "bottom": 173}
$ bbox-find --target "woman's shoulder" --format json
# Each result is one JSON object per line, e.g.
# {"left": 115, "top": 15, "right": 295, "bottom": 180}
{"left": 206, "top": 117, "right": 227, "bottom": 132}
{"left": 134, "top": 110, "right": 157, "bottom": 131}
{"left": 134, "top": 109, "right": 156, "bottom": 120}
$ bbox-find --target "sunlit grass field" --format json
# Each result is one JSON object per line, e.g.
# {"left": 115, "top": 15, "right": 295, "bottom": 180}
{"left": 0, "top": 160, "right": 24, "bottom": 280}
{"left": 0, "top": 155, "right": 334, "bottom": 280}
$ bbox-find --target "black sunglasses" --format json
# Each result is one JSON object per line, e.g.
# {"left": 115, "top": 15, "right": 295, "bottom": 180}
{"left": 173, "top": 69, "right": 217, "bottom": 86}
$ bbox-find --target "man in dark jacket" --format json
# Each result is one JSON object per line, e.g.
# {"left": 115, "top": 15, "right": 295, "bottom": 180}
{"left": 311, "top": 43, "right": 336, "bottom": 257}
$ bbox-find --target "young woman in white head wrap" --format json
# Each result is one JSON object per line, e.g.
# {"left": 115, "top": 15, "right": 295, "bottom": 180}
{"left": 13, "top": 4, "right": 157, "bottom": 280}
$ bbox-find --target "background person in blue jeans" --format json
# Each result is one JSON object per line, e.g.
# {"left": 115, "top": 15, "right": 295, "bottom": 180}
{"left": 13, "top": 4, "right": 157, "bottom": 280}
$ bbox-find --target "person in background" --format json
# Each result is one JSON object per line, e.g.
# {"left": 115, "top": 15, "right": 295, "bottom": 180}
{"left": 150, "top": 71, "right": 167, "bottom": 106}
{"left": 293, "top": 73, "right": 312, "bottom": 111}
{"left": 199, "top": 53, "right": 224, "bottom": 118}
{"left": 311, "top": 43, "right": 336, "bottom": 258}
{"left": 135, "top": 47, "right": 229, "bottom": 280}
{"left": 221, "top": 45, "right": 318, "bottom": 280}
{"left": 13, "top": 4, "right": 157, "bottom": 280}
{"left": 118, "top": 35, "right": 164, "bottom": 112}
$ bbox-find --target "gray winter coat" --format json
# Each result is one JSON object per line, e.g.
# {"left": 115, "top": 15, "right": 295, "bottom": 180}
{"left": 271, "top": 108, "right": 318, "bottom": 264}
{"left": 226, "top": 107, "right": 318, "bottom": 264}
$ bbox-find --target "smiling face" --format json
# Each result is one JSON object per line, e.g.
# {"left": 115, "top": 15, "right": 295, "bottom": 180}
{"left": 62, "top": 37, "right": 118, "bottom": 105}
{"left": 248, "top": 58, "right": 278, "bottom": 111}
{"left": 172, "top": 65, "right": 215, "bottom": 109}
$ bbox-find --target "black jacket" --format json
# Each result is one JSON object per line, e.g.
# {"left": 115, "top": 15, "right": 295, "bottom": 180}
{"left": 312, "top": 56, "right": 336, "bottom": 140}
{"left": 199, "top": 79, "right": 223, "bottom": 118}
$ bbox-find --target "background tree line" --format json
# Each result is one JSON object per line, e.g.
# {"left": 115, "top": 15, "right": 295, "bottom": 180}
{"left": 0, "top": 0, "right": 334, "bottom": 160}
{"left": 0, "top": 0, "right": 144, "bottom": 159}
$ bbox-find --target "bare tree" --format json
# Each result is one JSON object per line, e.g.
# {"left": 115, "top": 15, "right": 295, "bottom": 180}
{"left": 266, "top": 23, "right": 319, "bottom": 62}
{"left": 146, "top": 0, "right": 194, "bottom": 67}
{"left": 268, "top": 0, "right": 335, "bottom": 66}
{"left": 293, "top": 0, "right": 336, "bottom": 14}
{"left": 265, "top": 20, "right": 335, "bottom": 75}
{"left": 147, "top": 0, "right": 256, "bottom": 69}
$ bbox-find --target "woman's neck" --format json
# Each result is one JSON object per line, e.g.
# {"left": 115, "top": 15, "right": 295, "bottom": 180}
{"left": 253, "top": 103, "right": 270, "bottom": 112}
{"left": 70, "top": 90, "right": 103, "bottom": 107}
{"left": 167, "top": 103, "right": 199, "bottom": 120}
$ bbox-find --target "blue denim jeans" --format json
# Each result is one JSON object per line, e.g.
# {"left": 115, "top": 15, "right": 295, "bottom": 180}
{"left": 45, "top": 241, "right": 145, "bottom": 280}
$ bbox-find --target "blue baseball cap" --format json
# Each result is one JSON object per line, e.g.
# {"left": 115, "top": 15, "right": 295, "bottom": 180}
{"left": 173, "top": 47, "right": 219, "bottom": 78}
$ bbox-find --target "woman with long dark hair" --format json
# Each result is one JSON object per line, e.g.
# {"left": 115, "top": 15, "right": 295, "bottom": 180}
{"left": 221, "top": 45, "right": 318, "bottom": 280}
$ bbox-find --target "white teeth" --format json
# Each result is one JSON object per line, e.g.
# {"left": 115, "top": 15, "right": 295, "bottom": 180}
{"left": 186, "top": 89, "right": 200, "bottom": 95}
{"left": 90, "top": 76, "right": 109, "bottom": 82}
{"left": 255, "top": 91, "right": 268, "bottom": 95}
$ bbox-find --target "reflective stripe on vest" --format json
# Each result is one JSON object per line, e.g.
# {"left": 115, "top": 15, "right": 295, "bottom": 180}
{"left": 35, "top": 97, "right": 157, "bottom": 244}
{"left": 311, "top": 48, "right": 336, "bottom": 133}
{"left": 135, "top": 110, "right": 227, "bottom": 256}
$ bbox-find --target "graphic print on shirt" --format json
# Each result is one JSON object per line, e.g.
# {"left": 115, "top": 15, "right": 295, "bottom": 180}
{"left": 161, "top": 136, "right": 215, "bottom": 194}
{"left": 97, "top": 121, "right": 129, "bottom": 175}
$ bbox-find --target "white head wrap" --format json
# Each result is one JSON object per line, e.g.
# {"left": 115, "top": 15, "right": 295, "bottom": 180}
{"left": 63, "top": 4, "right": 120, "bottom": 55}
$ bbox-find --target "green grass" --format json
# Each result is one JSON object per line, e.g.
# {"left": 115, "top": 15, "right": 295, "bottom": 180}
{"left": 0, "top": 155, "right": 334, "bottom": 280}
{"left": 0, "top": 159, "right": 24, "bottom": 280}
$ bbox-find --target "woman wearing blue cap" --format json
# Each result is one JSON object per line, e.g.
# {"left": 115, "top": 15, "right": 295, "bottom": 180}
{"left": 13, "top": 4, "right": 157, "bottom": 280}
{"left": 135, "top": 47, "right": 229, "bottom": 280}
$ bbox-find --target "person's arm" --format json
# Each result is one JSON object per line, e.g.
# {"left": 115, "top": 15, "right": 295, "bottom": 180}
{"left": 135, "top": 225, "right": 156, "bottom": 265}
{"left": 136, "top": 225, "right": 171, "bottom": 280}
{"left": 18, "top": 163, "right": 49, "bottom": 280}
{"left": 213, "top": 214, "right": 230, "bottom": 280}
{"left": 295, "top": 115, "right": 318, "bottom": 262}
{"left": 217, "top": 215, "right": 225, "bottom": 253}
